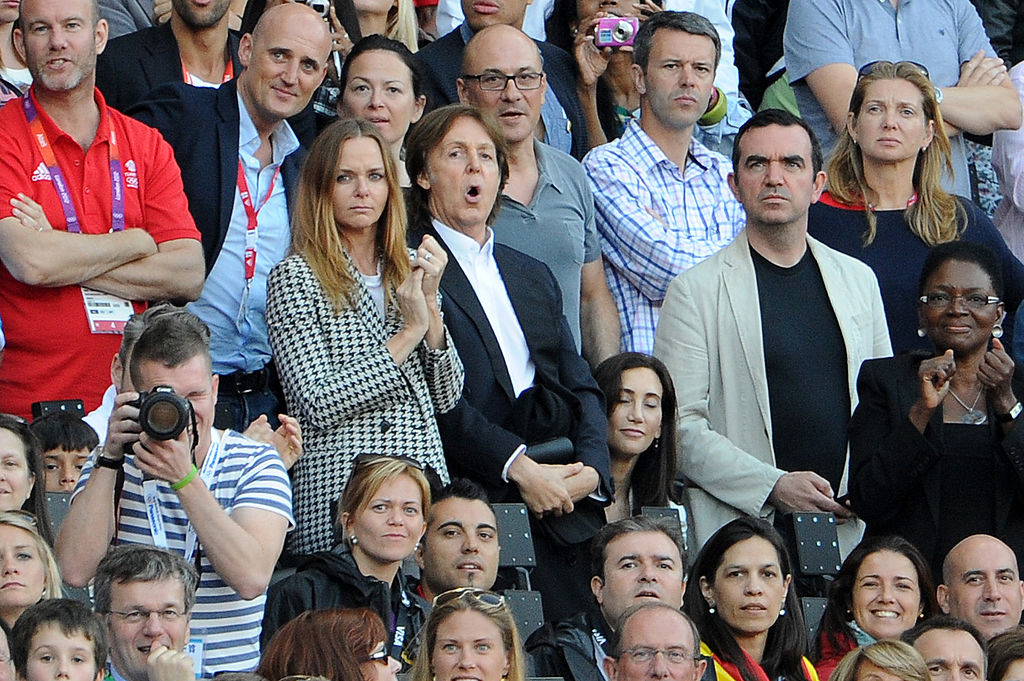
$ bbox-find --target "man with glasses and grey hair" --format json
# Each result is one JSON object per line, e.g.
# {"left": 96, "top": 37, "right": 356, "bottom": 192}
{"left": 94, "top": 545, "right": 199, "bottom": 681}
{"left": 603, "top": 602, "right": 706, "bottom": 681}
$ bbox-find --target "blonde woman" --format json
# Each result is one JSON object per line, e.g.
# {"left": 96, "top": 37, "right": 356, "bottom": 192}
{"left": 0, "top": 511, "right": 61, "bottom": 628}
{"left": 266, "top": 118, "right": 462, "bottom": 555}
{"left": 805, "top": 60, "right": 1024, "bottom": 355}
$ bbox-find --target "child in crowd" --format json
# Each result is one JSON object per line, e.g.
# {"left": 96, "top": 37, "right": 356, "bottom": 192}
{"left": 9, "top": 599, "right": 106, "bottom": 681}
{"left": 28, "top": 415, "right": 97, "bottom": 493}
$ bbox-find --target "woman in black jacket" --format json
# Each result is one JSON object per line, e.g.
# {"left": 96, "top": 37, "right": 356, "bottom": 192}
{"left": 261, "top": 456, "right": 431, "bottom": 667}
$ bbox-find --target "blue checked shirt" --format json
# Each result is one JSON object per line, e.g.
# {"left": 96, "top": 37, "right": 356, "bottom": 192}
{"left": 584, "top": 118, "right": 746, "bottom": 353}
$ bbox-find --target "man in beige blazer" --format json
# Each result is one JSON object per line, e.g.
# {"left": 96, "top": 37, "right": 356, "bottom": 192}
{"left": 654, "top": 109, "right": 891, "bottom": 556}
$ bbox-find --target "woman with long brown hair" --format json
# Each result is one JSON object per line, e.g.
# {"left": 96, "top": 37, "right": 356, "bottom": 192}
{"left": 266, "top": 118, "right": 462, "bottom": 555}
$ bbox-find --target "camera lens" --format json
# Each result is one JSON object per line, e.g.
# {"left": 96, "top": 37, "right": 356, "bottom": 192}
{"left": 138, "top": 388, "right": 191, "bottom": 440}
{"left": 612, "top": 19, "right": 635, "bottom": 42}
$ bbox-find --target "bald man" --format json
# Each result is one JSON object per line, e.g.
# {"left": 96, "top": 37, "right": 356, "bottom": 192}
{"left": 938, "top": 534, "right": 1024, "bottom": 640}
{"left": 130, "top": 2, "right": 332, "bottom": 434}
{"left": 457, "top": 25, "right": 619, "bottom": 366}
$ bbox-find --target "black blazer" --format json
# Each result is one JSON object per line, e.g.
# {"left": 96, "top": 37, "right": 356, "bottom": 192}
{"left": 96, "top": 23, "right": 243, "bottom": 114}
{"left": 848, "top": 352, "right": 1024, "bottom": 571}
{"left": 412, "top": 222, "right": 610, "bottom": 502}
{"left": 127, "top": 80, "right": 305, "bottom": 274}
{"left": 413, "top": 28, "right": 589, "bottom": 160}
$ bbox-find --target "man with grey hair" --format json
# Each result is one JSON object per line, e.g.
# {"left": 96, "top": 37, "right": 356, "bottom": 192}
{"left": 583, "top": 11, "right": 746, "bottom": 355}
{"left": 94, "top": 545, "right": 199, "bottom": 681}
{"left": 603, "top": 602, "right": 707, "bottom": 681}
{"left": 527, "top": 516, "right": 688, "bottom": 681}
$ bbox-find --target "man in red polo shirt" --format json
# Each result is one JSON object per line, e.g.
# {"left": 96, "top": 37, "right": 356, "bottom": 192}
{"left": 0, "top": 0, "right": 203, "bottom": 420}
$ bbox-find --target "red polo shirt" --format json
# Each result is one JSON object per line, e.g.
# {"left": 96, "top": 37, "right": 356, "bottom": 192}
{"left": 0, "top": 87, "right": 200, "bottom": 420}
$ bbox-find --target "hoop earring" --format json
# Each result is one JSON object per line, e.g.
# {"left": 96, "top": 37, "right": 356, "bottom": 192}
{"left": 993, "top": 323, "right": 1004, "bottom": 339}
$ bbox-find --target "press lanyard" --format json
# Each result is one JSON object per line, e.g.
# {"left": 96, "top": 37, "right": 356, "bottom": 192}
{"left": 22, "top": 94, "right": 126, "bottom": 233}
{"left": 144, "top": 429, "right": 224, "bottom": 563}
{"left": 181, "top": 59, "right": 235, "bottom": 86}
{"left": 235, "top": 159, "right": 281, "bottom": 284}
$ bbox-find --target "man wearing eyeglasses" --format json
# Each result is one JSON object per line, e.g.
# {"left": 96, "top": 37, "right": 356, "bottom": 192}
{"left": 603, "top": 603, "right": 706, "bottom": 681}
{"left": 457, "top": 24, "right": 620, "bottom": 366}
{"left": 94, "top": 545, "right": 199, "bottom": 681}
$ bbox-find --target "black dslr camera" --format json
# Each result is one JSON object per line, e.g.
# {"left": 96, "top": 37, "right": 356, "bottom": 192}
{"left": 129, "top": 386, "right": 193, "bottom": 441}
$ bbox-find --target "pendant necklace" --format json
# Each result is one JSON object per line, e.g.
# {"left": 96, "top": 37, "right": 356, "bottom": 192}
{"left": 948, "top": 386, "right": 987, "bottom": 424}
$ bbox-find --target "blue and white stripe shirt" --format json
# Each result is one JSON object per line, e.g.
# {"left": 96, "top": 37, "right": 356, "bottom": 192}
{"left": 76, "top": 430, "right": 294, "bottom": 676}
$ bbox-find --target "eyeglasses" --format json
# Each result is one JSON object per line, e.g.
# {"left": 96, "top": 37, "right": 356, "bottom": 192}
{"left": 620, "top": 647, "right": 703, "bottom": 666}
{"left": 461, "top": 71, "right": 544, "bottom": 91}
{"left": 857, "top": 60, "right": 930, "bottom": 80}
{"left": 106, "top": 608, "right": 186, "bottom": 624}
{"left": 353, "top": 454, "right": 424, "bottom": 471}
{"left": 918, "top": 292, "right": 1001, "bottom": 309}
{"left": 432, "top": 587, "right": 506, "bottom": 609}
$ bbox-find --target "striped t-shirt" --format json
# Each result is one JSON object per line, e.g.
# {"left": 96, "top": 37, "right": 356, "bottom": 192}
{"left": 75, "top": 429, "right": 294, "bottom": 676}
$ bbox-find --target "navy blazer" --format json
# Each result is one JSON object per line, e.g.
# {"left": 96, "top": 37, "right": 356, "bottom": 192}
{"left": 414, "top": 28, "right": 589, "bottom": 160}
{"left": 96, "top": 23, "right": 243, "bottom": 114}
{"left": 412, "top": 222, "right": 611, "bottom": 502}
{"left": 128, "top": 80, "right": 305, "bottom": 275}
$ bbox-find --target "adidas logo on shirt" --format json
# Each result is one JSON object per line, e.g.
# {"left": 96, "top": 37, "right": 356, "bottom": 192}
{"left": 31, "top": 162, "right": 50, "bottom": 182}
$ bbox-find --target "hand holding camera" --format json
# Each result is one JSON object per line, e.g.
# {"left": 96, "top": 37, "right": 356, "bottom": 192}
{"left": 105, "top": 387, "right": 197, "bottom": 484}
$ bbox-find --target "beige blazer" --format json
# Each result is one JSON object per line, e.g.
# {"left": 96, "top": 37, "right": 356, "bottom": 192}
{"left": 653, "top": 231, "right": 892, "bottom": 556}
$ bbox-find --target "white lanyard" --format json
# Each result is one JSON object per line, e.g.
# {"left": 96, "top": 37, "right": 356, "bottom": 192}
{"left": 143, "top": 429, "right": 224, "bottom": 562}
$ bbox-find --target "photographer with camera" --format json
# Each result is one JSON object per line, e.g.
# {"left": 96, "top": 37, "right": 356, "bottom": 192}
{"left": 55, "top": 311, "right": 294, "bottom": 677}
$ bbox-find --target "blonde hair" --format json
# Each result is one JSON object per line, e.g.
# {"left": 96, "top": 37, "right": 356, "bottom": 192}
{"left": 290, "top": 118, "right": 411, "bottom": 312}
{"left": 386, "top": 0, "right": 419, "bottom": 53}
{"left": 336, "top": 457, "right": 431, "bottom": 536}
{"left": 827, "top": 61, "right": 965, "bottom": 247}
{"left": 0, "top": 512, "right": 62, "bottom": 601}
{"left": 411, "top": 591, "right": 527, "bottom": 681}
{"left": 831, "top": 641, "right": 929, "bottom": 681}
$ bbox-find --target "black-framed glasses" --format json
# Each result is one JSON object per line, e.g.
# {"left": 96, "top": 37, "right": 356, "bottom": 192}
{"left": 432, "top": 587, "right": 506, "bottom": 609}
{"left": 353, "top": 454, "right": 424, "bottom": 471}
{"left": 105, "top": 608, "right": 186, "bottom": 624}
{"left": 620, "top": 648, "right": 704, "bottom": 666}
{"left": 918, "top": 292, "right": 1001, "bottom": 309}
{"left": 461, "top": 71, "right": 544, "bottom": 91}
{"left": 857, "top": 60, "right": 930, "bottom": 80}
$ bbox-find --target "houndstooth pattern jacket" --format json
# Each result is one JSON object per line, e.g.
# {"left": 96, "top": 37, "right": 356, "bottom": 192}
{"left": 267, "top": 251, "right": 463, "bottom": 554}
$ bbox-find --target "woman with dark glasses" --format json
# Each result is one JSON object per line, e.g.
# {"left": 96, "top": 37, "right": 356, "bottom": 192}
{"left": 411, "top": 589, "right": 526, "bottom": 681}
{"left": 262, "top": 456, "right": 430, "bottom": 668}
{"left": 805, "top": 60, "right": 1024, "bottom": 356}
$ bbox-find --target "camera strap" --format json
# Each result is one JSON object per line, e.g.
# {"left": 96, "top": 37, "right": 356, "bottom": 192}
{"left": 143, "top": 429, "right": 225, "bottom": 561}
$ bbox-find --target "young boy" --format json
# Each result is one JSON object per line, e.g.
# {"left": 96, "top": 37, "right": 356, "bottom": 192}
{"left": 28, "top": 415, "right": 98, "bottom": 493}
{"left": 10, "top": 599, "right": 106, "bottom": 681}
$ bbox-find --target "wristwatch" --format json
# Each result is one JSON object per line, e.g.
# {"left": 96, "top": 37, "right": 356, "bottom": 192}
{"left": 997, "top": 401, "right": 1023, "bottom": 423}
{"left": 92, "top": 445, "right": 124, "bottom": 470}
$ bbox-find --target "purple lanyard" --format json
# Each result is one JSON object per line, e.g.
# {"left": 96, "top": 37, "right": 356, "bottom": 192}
{"left": 22, "top": 94, "right": 126, "bottom": 233}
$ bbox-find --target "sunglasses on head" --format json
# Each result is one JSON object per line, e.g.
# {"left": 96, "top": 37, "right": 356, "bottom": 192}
{"left": 353, "top": 454, "right": 424, "bottom": 471}
{"left": 432, "top": 587, "right": 506, "bottom": 609}
{"left": 857, "top": 60, "right": 930, "bottom": 80}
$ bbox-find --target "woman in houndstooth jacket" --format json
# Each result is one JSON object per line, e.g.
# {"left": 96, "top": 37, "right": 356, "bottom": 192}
{"left": 267, "top": 118, "right": 463, "bottom": 555}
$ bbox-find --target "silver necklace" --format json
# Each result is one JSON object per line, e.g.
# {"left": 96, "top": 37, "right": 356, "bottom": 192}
{"left": 948, "top": 386, "right": 987, "bottom": 424}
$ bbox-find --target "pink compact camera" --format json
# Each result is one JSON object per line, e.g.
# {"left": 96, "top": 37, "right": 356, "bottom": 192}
{"left": 595, "top": 17, "right": 639, "bottom": 47}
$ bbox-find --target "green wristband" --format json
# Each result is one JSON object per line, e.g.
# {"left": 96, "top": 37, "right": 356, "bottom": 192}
{"left": 171, "top": 464, "right": 198, "bottom": 491}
